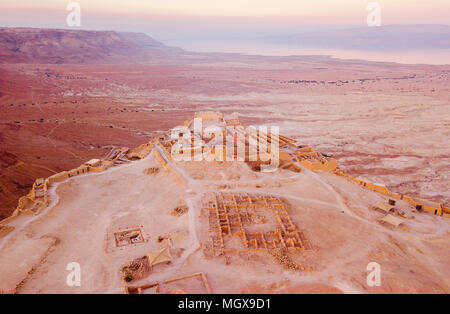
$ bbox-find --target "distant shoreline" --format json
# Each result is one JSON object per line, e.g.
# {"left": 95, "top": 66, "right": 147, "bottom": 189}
{"left": 163, "top": 39, "right": 450, "bottom": 65}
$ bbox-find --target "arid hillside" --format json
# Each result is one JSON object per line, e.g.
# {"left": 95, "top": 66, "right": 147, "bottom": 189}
{"left": 0, "top": 27, "right": 449, "bottom": 221}
{"left": 0, "top": 27, "right": 164, "bottom": 64}
{"left": 0, "top": 112, "right": 449, "bottom": 294}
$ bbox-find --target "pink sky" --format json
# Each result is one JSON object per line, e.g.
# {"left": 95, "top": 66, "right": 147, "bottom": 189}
{"left": 0, "top": 0, "right": 449, "bottom": 39}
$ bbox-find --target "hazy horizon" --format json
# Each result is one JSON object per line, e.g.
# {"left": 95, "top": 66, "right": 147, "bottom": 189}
{"left": 1, "top": 0, "right": 450, "bottom": 41}
{"left": 1, "top": 1, "right": 449, "bottom": 64}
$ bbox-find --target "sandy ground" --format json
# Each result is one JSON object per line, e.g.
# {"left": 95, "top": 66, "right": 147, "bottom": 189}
{"left": 1, "top": 54, "right": 449, "bottom": 219}
{"left": 0, "top": 48, "right": 449, "bottom": 293}
{"left": 0, "top": 141, "right": 448, "bottom": 294}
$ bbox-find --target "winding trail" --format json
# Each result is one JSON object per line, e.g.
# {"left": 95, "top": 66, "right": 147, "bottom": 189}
{"left": 0, "top": 182, "right": 61, "bottom": 252}
{"left": 2, "top": 144, "right": 448, "bottom": 294}
{"left": 154, "top": 144, "right": 201, "bottom": 266}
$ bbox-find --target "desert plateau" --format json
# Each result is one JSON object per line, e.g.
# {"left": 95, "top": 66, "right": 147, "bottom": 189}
{"left": 0, "top": 25, "right": 449, "bottom": 295}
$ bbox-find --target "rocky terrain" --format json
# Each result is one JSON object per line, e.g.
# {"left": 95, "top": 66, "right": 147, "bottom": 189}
{"left": 0, "top": 112, "right": 448, "bottom": 294}
{"left": 0, "top": 27, "right": 164, "bottom": 64}
{"left": 0, "top": 27, "right": 449, "bottom": 222}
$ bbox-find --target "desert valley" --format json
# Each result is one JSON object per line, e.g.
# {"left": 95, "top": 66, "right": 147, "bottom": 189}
{"left": 0, "top": 27, "right": 449, "bottom": 294}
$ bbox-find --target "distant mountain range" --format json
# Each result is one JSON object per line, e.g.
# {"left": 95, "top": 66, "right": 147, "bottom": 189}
{"left": 1, "top": 25, "right": 449, "bottom": 64}
{"left": 262, "top": 24, "right": 450, "bottom": 50}
{"left": 0, "top": 28, "right": 165, "bottom": 64}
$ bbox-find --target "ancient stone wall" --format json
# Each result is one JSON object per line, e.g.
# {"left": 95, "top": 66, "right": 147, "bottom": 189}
{"left": 334, "top": 167, "right": 446, "bottom": 217}
{"left": 0, "top": 140, "right": 155, "bottom": 232}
